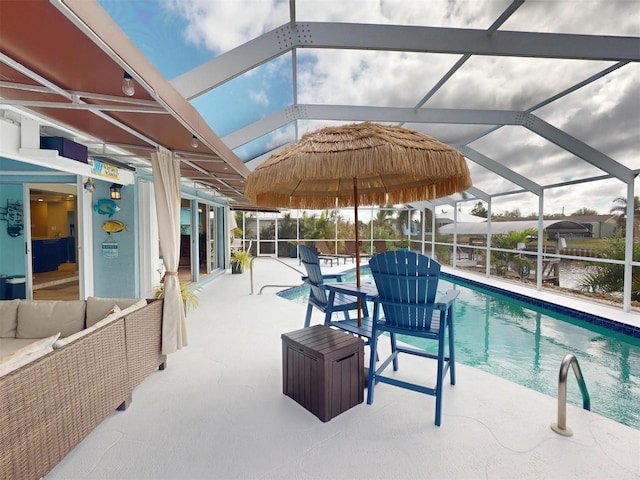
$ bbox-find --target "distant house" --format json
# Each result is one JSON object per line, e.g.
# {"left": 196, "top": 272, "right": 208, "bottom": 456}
{"left": 438, "top": 219, "right": 590, "bottom": 240}
{"left": 516, "top": 215, "right": 619, "bottom": 239}
{"left": 561, "top": 215, "right": 619, "bottom": 239}
{"left": 434, "top": 209, "right": 486, "bottom": 229}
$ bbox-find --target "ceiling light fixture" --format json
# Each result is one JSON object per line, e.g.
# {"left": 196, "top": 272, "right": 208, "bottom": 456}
{"left": 122, "top": 71, "right": 135, "bottom": 96}
{"left": 191, "top": 135, "right": 199, "bottom": 148}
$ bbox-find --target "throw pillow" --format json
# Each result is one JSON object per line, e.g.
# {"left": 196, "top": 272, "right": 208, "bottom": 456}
{"left": 92, "top": 299, "right": 147, "bottom": 330}
{"left": 16, "top": 301, "right": 86, "bottom": 338}
{"left": 0, "top": 333, "right": 60, "bottom": 377}
{"left": 86, "top": 297, "right": 143, "bottom": 327}
{"left": 0, "top": 299, "right": 20, "bottom": 338}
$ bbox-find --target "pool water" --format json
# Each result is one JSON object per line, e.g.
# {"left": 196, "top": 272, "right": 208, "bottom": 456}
{"left": 279, "top": 270, "right": 640, "bottom": 430}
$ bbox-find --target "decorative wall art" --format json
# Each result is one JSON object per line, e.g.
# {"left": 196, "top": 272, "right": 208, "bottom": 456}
{"left": 101, "top": 236, "right": 118, "bottom": 258}
{"left": 0, "top": 200, "right": 24, "bottom": 237}
{"left": 102, "top": 220, "right": 127, "bottom": 234}
{"left": 83, "top": 178, "right": 95, "bottom": 193}
{"left": 93, "top": 199, "right": 120, "bottom": 217}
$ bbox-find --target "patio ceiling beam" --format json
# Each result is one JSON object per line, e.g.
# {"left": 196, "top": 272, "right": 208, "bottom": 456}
{"left": 226, "top": 106, "right": 633, "bottom": 188}
{"left": 223, "top": 105, "right": 522, "bottom": 149}
{"left": 0, "top": 51, "right": 72, "bottom": 101}
{"left": 431, "top": 197, "right": 456, "bottom": 208}
{"left": 523, "top": 114, "right": 634, "bottom": 182}
{"left": 408, "top": 0, "right": 524, "bottom": 116}
{"left": 487, "top": 1, "right": 525, "bottom": 35}
{"left": 180, "top": 158, "right": 240, "bottom": 195}
{"left": 411, "top": 197, "right": 456, "bottom": 210}
{"left": 0, "top": 99, "right": 167, "bottom": 114}
{"left": 172, "top": 22, "right": 639, "bottom": 100}
{"left": 0, "top": 50, "right": 162, "bottom": 152}
{"left": 222, "top": 108, "right": 299, "bottom": 149}
{"left": 295, "top": 23, "right": 640, "bottom": 61}
{"left": 457, "top": 145, "right": 543, "bottom": 196}
{"left": 465, "top": 186, "right": 491, "bottom": 203}
{"left": 171, "top": 27, "right": 291, "bottom": 100}
{"left": 0, "top": 81, "right": 165, "bottom": 108}
{"left": 456, "top": 61, "right": 630, "bottom": 146}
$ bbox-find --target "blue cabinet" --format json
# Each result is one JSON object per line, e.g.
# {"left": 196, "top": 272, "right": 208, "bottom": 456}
{"left": 32, "top": 237, "right": 75, "bottom": 273}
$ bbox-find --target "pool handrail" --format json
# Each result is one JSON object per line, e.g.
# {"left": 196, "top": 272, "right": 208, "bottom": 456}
{"left": 551, "top": 353, "right": 591, "bottom": 437}
{"left": 249, "top": 255, "right": 305, "bottom": 295}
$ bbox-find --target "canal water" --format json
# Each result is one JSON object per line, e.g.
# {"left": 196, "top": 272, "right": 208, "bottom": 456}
{"left": 558, "top": 261, "right": 590, "bottom": 290}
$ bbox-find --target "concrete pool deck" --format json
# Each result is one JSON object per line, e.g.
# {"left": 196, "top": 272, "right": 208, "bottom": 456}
{"left": 47, "top": 256, "right": 640, "bottom": 479}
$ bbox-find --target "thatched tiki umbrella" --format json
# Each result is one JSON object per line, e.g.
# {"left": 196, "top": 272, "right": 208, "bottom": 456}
{"left": 245, "top": 121, "right": 472, "bottom": 325}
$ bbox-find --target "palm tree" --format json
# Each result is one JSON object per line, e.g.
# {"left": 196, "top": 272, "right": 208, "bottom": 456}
{"left": 610, "top": 195, "right": 640, "bottom": 240}
{"left": 578, "top": 236, "right": 640, "bottom": 302}
{"left": 491, "top": 229, "right": 537, "bottom": 277}
{"left": 394, "top": 208, "right": 413, "bottom": 237}
{"left": 373, "top": 206, "right": 394, "bottom": 238}
{"left": 610, "top": 195, "right": 640, "bottom": 219}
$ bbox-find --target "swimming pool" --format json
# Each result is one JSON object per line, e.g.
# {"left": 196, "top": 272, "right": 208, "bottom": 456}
{"left": 278, "top": 269, "right": 640, "bottom": 430}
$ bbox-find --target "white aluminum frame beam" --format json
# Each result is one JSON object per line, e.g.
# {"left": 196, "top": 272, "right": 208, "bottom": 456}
{"left": 224, "top": 104, "right": 633, "bottom": 188}
{"left": 223, "top": 105, "right": 521, "bottom": 149}
{"left": 525, "top": 114, "right": 633, "bottom": 182}
{"left": 457, "top": 145, "right": 543, "bottom": 195}
{"left": 172, "top": 22, "right": 640, "bottom": 100}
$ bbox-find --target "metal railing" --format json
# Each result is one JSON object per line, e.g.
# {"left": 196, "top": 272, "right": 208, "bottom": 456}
{"left": 551, "top": 353, "right": 590, "bottom": 436}
{"left": 249, "top": 255, "right": 305, "bottom": 295}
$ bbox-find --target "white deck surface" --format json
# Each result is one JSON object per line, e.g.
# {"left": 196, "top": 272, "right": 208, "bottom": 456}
{"left": 47, "top": 257, "right": 640, "bottom": 480}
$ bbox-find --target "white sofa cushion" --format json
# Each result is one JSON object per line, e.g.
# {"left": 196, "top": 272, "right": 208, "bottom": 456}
{"left": 0, "top": 333, "right": 60, "bottom": 377}
{"left": 52, "top": 299, "right": 146, "bottom": 348}
{"left": 86, "top": 297, "right": 144, "bottom": 328}
{"left": 16, "top": 301, "right": 86, "bottom": 339}
{"left": 92, "top": 299, "right": 147, "bottom": 329}
{"left": 0, "top": 338, "right": 39, "bottom": 358}
{"left": 0, "top": 299, "right": 20, "bottom": 338}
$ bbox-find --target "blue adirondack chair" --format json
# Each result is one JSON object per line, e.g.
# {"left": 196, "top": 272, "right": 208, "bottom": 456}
{"left": 299, "top": 245, "right": 361, "bottom": 328}
{"left": 366, "top": 250, "right": 459, "bottom": 426}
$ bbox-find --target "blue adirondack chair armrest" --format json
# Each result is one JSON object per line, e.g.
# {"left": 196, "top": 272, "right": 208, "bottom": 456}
{"left": 435, "top": 289, "right": 460, "bottom": 311}
{"left": 321, "top": 273, "right": 344, "bottom": 282}
{"left": 301, "top": 273, "right": 344, "bottom": 282}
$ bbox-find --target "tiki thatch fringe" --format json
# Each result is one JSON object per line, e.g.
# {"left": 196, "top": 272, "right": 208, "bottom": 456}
{"left": 245, "top": 122, "right": 472, "bottom": 209}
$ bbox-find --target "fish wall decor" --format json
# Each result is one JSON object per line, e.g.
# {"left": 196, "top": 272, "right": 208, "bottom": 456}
{"left": 93, "top": 199, "right": 120, "bottom": 217}
{"left": 102, "top": 220, "right": 127, "bottom": 233}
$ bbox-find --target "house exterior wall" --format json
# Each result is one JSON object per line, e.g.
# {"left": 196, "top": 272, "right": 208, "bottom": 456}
{"left": 91, "top": 180, "right": 138, "bottom": 298}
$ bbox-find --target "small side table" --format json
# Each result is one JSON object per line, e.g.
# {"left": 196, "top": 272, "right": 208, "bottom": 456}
{"left": 282, "top": 325, "right": 364, "bottom": 422}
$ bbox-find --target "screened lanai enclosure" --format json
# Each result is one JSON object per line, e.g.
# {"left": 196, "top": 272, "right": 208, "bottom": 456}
{"left": 161, "top": 0, "right": 638, "bottom": 312}
{"left": 1, "top": 0, "right": 638, "bottom": 310}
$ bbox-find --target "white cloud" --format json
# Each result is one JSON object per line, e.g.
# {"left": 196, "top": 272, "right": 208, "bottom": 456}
{"left": 166, "top": 0, "right": 289, "bottom": 52}
{"left": 265, "top": 125, "right": 296, "bottom": 151}
{"left": 296, "top": 0, "right": 511, "bottom": 28}
{"left": 249, "top": 89, "right": 270, "bottom": 107}
{"left": 165, "top": 0, "right": 637, "bottom": 216}
{"left": 502, "top": 0, "right": 640, "bottom": 36}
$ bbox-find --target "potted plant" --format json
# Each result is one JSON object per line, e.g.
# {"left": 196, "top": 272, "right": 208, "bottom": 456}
{"left": 231, "top": 249, "right": 252, "bottom": 274}
{"left": 154, "top": 280, "right": 200, "bottom": 313}
{"left": 397, "top": 239, "right": 410, "bottom": 250}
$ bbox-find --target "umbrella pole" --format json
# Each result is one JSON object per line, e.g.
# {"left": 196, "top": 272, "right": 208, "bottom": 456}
{"left": 353, "top": 178, "right": 362, "bottom": 327}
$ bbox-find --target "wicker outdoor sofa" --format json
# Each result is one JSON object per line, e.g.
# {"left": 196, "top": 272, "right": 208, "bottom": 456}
{"left": 0, "top": 297, "right": 166, "bottom": 480}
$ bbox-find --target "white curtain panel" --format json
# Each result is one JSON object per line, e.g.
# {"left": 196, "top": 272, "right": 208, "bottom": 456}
{"left": 151, "top": 146, "right": 187, "bottom": 354}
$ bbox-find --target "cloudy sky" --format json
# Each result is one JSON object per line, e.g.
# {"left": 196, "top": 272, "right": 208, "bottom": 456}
{"left": 100, "top": 0, "right": 639, "bottom": 217}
